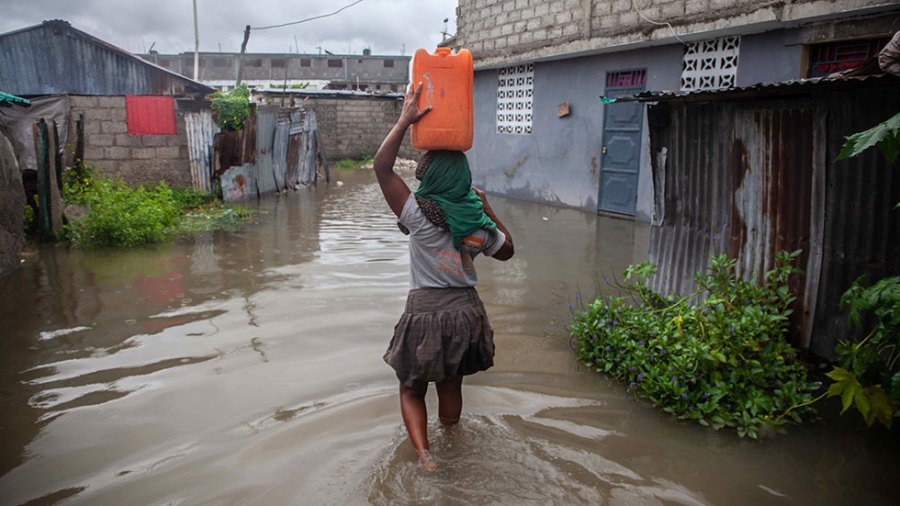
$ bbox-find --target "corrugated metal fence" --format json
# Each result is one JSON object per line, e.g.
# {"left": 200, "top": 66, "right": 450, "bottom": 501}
{"left": 184, "top": 110, "right": 217, "bottom": 193}
{"left": 219, "top": 106, "right": 325, "bottom": 201}
{"left": 646, "top": 81, "right": 900, "bottom": 359}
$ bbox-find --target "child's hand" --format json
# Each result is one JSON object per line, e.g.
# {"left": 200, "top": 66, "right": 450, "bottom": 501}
{"left": 400, "top": 83, "right": 431, "bottom": 126}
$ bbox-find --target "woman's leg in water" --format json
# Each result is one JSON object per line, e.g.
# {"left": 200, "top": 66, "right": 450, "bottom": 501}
{"left": 436, "top": 375, "right": 463, "bottom": 425}
{"left": 399, "top": 381, "right": 434, "bottom": 466}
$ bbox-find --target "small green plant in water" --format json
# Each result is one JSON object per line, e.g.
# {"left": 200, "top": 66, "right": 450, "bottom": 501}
{"left": 569, "top": 252, "right": 821, "bottom": 439}
{"left": 334, "top": 153, "right": 374, "bottom": 169}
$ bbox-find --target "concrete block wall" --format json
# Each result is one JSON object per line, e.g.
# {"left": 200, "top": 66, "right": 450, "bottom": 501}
{"left": 68, "top": 96, "right": 193, "bottom": 188}
{"left": 303, "top": 96, "right": 418, "bottom": 162}
{"left": 455, "top": 0, "right": 895, "bottom": 64}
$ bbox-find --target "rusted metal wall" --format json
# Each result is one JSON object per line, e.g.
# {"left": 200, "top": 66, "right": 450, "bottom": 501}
{"left": 647, "top": 80, "right": 900, "bottom": 358}
{"left": 219, "top": 107, "right": 323, "bottom": 201}
{"left": 184, "top": 110, "right": 218, "bottom": 193}
{"left": 0, "top": 21, "right": 212, "bottom": 97}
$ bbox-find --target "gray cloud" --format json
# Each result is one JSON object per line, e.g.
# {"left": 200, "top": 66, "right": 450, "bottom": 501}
{"left": 0, "top": 0, "right": 458, "bottom": 56}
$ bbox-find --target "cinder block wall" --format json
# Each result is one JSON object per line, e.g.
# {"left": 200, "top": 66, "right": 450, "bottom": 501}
{"left": 302, "top": 96, "right": 419, "bottom": 162}
{"left": 455, "top": 0, "right": 892, "bottom": 62}
{"left": 68, "top": 96, "right": 192, "bottom": 188}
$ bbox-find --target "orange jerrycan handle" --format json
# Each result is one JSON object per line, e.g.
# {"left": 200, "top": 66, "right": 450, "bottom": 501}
{"left": 411, "top": 47, "right": 473, "bottom": 152}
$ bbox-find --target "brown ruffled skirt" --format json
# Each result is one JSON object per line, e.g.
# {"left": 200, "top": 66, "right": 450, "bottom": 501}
{"left": 384, "top": 287, "right": 495, "bottom": 387}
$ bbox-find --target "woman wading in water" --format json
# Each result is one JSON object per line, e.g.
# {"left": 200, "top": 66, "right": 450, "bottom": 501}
{"left": 374, "top": 83, "right": 514, "bottom": 470}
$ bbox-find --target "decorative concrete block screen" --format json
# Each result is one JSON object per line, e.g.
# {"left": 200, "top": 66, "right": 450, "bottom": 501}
{"left": 681, "top": 36, "right": 740, "bottom": 91}
{"left": 496, "top": 63, "right": 534, "bottom": 135}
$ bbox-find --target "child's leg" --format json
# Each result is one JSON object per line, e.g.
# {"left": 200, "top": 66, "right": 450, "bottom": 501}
{"left": 399, "top": 381, "right": 430, "bottom": 455}
{"left": 436, "top": 375, "right": 463, "bottom": 425}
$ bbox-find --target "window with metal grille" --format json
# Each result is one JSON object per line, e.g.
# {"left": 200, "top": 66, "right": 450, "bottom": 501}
{"left": 807, "top": 38, "right": 889, "bottom": 77}
{"left": 248, "top": 59, "right": 263, "bottom": 67}
{"left": 271, "top": 58, "right": 286, "bottom": 68}
{"left": 606, "top": 69, "right": 646, "bottom": 88}
{"left": 328, "top": 59, "right": 343, "bottom": 68}
{"left": 300, "top": 58, "right": 311, "bottom": 67}
{"left": 681, "top": 36, "right": 740, "bottom": 91}
{"left": 496, "top": 63, "right": 534, "bottom": 135}
{"left": 384, "top": 59, "right": 394, "bottom": 68}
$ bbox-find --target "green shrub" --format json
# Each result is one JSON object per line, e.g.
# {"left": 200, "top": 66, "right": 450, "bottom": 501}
{"left": 826, "top": 276, "right": 900, "bottom": 428}
{"left": 64, "top": 178, "right": 182, "bottom": 248}
{"left": 172, "top": 187, "right": 215, "bottom": 210}
{"left": 334, "top": 154, "right": 374, "bottom": 169}
{"left": 208, "top": 85, "right": 251, "bottom": 131}
{"left": 570, "top": 252, "right": 820, "bottom": 439}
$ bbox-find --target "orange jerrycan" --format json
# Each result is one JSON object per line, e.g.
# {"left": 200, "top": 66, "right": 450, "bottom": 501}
{"left": 411, "top": 47, "right": 473, "bottom": 151}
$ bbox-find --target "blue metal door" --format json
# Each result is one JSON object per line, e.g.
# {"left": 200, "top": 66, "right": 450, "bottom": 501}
{"left": 599, "top": 70, "right": 645, "bottom": 215}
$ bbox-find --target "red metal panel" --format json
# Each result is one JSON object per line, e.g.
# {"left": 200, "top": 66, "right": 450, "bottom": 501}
{"left": 126, "top": 95, "right": 176, "bottom": 135}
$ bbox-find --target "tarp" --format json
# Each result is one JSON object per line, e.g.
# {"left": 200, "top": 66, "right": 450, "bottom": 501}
{"left": 0, "top": 94, "right": 69, "bottom": 173}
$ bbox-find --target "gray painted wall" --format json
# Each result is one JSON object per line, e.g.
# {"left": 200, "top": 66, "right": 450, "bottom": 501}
{"left": 469, "top": 44, "right": 682, "bottom": 221}
{"left": 469, "top": 29, "right": 814, "bottom": 221}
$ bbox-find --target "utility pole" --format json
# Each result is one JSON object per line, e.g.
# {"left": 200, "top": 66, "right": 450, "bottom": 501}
{"left": 236, "top": 25, "right": 251, "bottom": 86}
{"left": 192, "top": 0, "right": 200, "bottom": 80}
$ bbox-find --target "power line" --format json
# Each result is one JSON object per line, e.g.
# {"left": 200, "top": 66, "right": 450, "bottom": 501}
{"left": 252, "top": 0, "right": 367, "bottom": 31}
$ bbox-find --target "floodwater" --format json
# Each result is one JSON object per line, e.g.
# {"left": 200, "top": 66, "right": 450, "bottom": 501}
{"left": 1, "top": 167, "right": 897, "bottom": 506}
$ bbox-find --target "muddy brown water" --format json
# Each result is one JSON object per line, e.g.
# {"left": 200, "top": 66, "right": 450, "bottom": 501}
{"left": 1, "top": 168, "right": 897, "bottom": 505}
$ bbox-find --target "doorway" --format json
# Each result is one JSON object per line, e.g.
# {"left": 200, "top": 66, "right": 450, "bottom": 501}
{"left": 598, "top": 69, "right": 646, "bottom": 216}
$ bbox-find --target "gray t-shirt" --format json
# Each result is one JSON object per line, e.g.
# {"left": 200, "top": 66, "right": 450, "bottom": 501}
{"left": 400, "top": 193, "right": 506, "bottom": 289}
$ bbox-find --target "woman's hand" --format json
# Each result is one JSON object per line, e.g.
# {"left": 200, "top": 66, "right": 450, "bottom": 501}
{"left": 472, "top": 186, "right": 492, "bottom": 211}
{"left": 399, "top": 83, "right": 431, "bottom": 126}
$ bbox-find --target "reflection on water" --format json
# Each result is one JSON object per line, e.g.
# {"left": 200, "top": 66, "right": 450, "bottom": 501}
{"left": 0, "top": 168, "right": 897, "bottom": 505}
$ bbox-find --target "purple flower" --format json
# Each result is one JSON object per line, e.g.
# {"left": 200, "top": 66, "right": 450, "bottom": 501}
{"left": 681, "top": 393, "right": 689, "bottom": 400}
{"left": 605, "top": 345, "right": 612, "bottom": 352}
{"left": 703, "top": 392, "right": 710, "bottom": 399}
{"left": 638, "top": 340, "right": 646, "bottom": 346}
{"left": 636, "top": 373, "right": 644, "bottom": 381}
{"left": 629, "top": 382, "right": 637, "bottom": 391}
{"left": 595, "top": 358, "right": 603, "bottom": 363}
{"left": 575, "top": 294, "right": 582, "bottom": 300}
{"left": 711, "top": 234, "right": 719, "bottom": 242}
{"left": 728, "top": 326, "right": 735, "bottom": 334}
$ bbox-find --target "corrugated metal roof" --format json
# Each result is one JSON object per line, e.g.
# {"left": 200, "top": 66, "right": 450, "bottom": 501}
{"left": 0, "top": 20, "right": 214, "bottom": 97}
{"left": 0, "top": 91, "right": 30, "bottom": 106}
{"left": 254, "top": 88, "right": 404, "bottom": 100}
{"left": 620, "top": 73, "right": 898, "bottom": 103}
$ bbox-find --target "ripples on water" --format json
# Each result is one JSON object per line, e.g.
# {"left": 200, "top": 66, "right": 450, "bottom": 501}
{"left": 0, "top": 168, "right": 898, "bottom": 505}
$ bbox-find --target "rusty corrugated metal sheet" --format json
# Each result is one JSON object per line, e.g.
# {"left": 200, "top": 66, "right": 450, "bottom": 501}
{"left": 0, "top": 20, "right": 212, "bottom": 97}
{"left": 255, "top": 107, "right": 278, "bottom": 195}
{"left": 185, "top": 110, "right": 218, "bottom": 193}
{"left": 646, "top": 78, "right": 900, "bottom": 358}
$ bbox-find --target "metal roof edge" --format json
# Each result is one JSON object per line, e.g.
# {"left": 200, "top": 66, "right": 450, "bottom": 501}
{"left": 0, "top": 20, "right": 215, "bottom": 95}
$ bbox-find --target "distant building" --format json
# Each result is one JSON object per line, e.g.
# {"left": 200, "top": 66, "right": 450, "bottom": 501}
{"left": 449, "top": 0, "right": 900, "bottom": 221}
{"left": 140, "top": 51, "right": 411, "bottom": 93}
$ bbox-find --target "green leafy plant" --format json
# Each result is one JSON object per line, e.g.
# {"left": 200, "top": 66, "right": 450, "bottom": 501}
{"left": 64, "top": 178, "right": 182, "bottom": 247}
{"left": 171, "top": 187, "right": 215, "bottom": 210}
{"left": 334, "top": 154, "right": 374, "bottom": 169}
{"left": 829, "top": 112, "right": 900, "bottom": 427}
{"left": 837, "top": 111, "right": 900, "bottom": 164}
{"left": 208, "top": 85, "right": 251, "bottom": 131}
{"left": 827, "top": 277, "right": 900, "bottom": 428}
{"left": 570, "top": 252, "right": 820, "bottom": 439}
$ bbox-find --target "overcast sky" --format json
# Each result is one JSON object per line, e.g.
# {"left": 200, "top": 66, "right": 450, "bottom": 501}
{"left": 0, "top": 0, "right": 459, "bottom": 56}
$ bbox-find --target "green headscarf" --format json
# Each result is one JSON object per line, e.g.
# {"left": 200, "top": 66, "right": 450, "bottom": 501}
{"left": 415, "top": 151, "right": 496, "bottom": 246}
